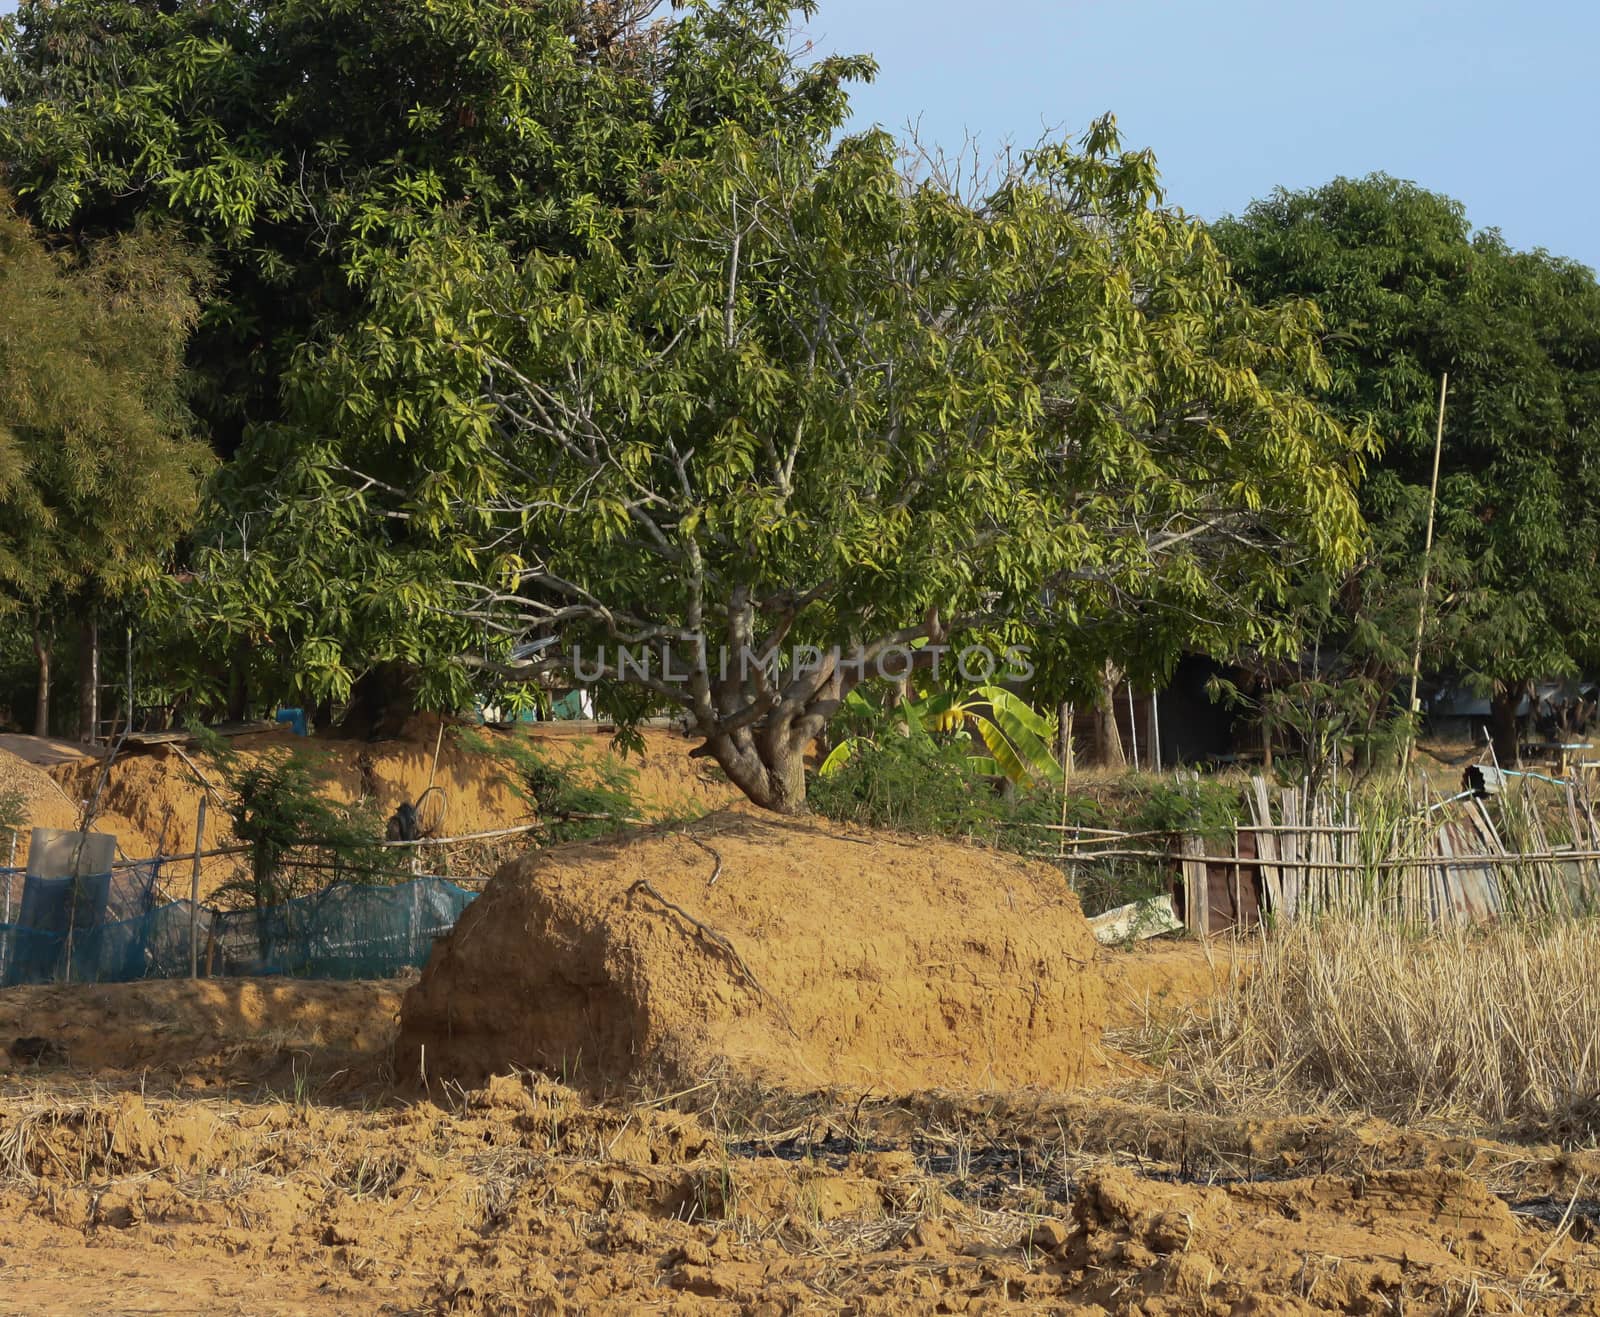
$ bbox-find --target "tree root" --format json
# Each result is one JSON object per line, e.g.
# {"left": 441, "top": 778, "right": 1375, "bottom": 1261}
{"left": 678, "top": 832, "right": 724, "bottom": 886}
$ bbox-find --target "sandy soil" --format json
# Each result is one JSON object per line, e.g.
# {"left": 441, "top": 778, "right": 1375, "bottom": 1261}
{"left": 4, "top": 960, "right": 1600, "bottom": 1315}
{"left": 3, "top": 749, "right": 1597, "bottom": 1313}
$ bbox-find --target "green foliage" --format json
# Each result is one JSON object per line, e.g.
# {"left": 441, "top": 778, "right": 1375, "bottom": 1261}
{"left": 1066, "top": 860, "right": 1173, "bottom": 924}
{"left": 463, "top": 732, "right": 648, "bottom": 844}
{"left": 806, "top": 735, "right": 1178, "bottom": 916}
{"left": 0, "top": 0, "right": 869, "bottom": 715}
{"left": 0, "top": 2, "right": 1364, "bottom": 804}
{"left": 1209, "top": 655, "right": 1412, "bottom": 792}
{"left": 0, "top": 195, "right": 211, "bottom": 622}
{"left": 0, "top": 787, "right": 26, "bottom": 841}
{"left": 1125, "top": 777, "right": 1241, "bottom": 847}
{"left": 235, "top": 113, "right": 1362, "bottom": 809}
{"left": 809, "top": 731, "right": 996, "bottom": 837}
{"left": 959, "top": 688, "right": 1064, "bottom": 789}
{"left": 820, "top": 683, "right": 1063, "bottom": 789}
{"left": 193, "top": 727, "right": 389, "bottom": 920}
{"left": 1214, "top": 176, "right": 1600, "bottom": 746}
{"left": 809, "top": 707, "right": 1091, "bottom": 845}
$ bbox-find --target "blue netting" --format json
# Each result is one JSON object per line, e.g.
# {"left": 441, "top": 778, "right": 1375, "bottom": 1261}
{"left": 0, "top": 873, "right": 476, "bottom": 986}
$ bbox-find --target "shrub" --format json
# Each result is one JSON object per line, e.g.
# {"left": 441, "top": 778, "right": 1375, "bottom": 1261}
{"left": 466, "top": 733, "right": 651, "bottom": 844}
{"left": 1126, "top": 777, "right": 1241, "bottom": 846}
{"left": 808, "top": 732, "right": 996, "bottom": 837}
{"left": 194, "top": 728, "right": 390, "bottom": 932}
{"left": 0, "top": 788, "right": 25, "bottom": 841}
{"left": 809, "top": 735, "right": 1200, "bottom": 916}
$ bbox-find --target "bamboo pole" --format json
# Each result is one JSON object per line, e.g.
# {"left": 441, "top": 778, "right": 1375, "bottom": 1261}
{"left": 426, "top": 723, "right": 445, "bottom": 794}
{"left": 188, "top": 797, "right": 207, "bottom": 979}
{"left": 1, "top": 831, "right": 13, "bottom": 983}
{"left": 1126, "top": 682, "right": 1140, "bottom": 771}
{"left": 1404, "top": 373, "right": 1449, "bottom": 762}
{"left": 1005, "top": 821, "right": 1364, "bottom": 837}
{"left": 1052, "top": 845, "right": 1600, "bottom": 875}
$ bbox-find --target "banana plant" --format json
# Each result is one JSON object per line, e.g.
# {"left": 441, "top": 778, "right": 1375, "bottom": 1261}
{"left": 819, "top": 685, "right": 1064, "bottom": 788}
{"left": 950, "top": 686, "right": 1065, "bottom": 788}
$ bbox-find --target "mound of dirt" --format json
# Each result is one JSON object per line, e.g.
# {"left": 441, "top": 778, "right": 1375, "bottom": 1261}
{"left": 397, "top": 809, "right": 1106, "bottom": 1092}
{"left": 1058, "top": 1163, "right": 1547, "bottom": 1313}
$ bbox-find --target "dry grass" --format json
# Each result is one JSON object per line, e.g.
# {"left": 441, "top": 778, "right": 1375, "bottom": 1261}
{"left": 1146, "top": 919, "right": 1600, "bottom": 1137}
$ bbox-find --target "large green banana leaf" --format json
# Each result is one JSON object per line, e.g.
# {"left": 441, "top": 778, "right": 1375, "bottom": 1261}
{"left": 968, "top": 686, "right": 1064, "bottom": 788}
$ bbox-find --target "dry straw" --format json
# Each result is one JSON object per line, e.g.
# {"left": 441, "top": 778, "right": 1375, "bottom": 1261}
{"left": 1154, "top": 918, "right": 1600, "bottom": 1135}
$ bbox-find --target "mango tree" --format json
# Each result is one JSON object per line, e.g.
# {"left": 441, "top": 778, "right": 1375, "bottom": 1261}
{"left": 256, "top": 116, "right": 1365, "bottom": 812}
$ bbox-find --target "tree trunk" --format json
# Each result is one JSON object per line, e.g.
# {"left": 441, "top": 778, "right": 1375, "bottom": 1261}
{"left": 226, "top": 654, "right": 249, "bottom": 723}
{"left": 1094, "top": 663, "right": 1126, "bottom": 768}
{"left": 1490, "top": 681, "right": 1526, "bottom": 767}
{"left": 31, "top": 625, "right": 50, "bottom": 738}
{"left": 340, "top": 662, "right": 419, "bottom": 740}
{"left": 763, "top": 742, "right": 808, "bottom": 814}
{"left": 76, "top": 611, "right": 99, "bottom": 744}
{"left": 1057, "top": 701, "right": 1074, "bottom": 778}
{"left": 701, "top": 729, "right": 809, "bottom": 814}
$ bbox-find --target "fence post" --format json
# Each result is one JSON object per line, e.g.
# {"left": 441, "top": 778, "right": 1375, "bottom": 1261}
{"left": 1, "top": 829, "right": 13, "bottom": 983}
{"left": 1232, "top": 827, "right": 1242, "bottom": 929}
{"left": 189, "top": 797, "right": 207, "bottom": 979}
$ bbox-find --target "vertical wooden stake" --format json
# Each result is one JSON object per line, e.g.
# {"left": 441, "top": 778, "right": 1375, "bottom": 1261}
{"left": 1404, "top": 373, "right": 1449, "bottom": 763}
{"left": 189, "top": 797, "right": 207, "bottom": 979}
{"left": 1057, "top": 774, "right": 1069, "bottom": 863}
{"left": 1126, "top": 682, "right": 1140, "bottom": 772}
{"left": 2, "top": 831, "right": 14, "bottom": 982}
{"left": 1232, "top": 827, "right": 1242, "bottom": 929}
{"left": 427, "top": 724, "right": 445, "bottom": 795}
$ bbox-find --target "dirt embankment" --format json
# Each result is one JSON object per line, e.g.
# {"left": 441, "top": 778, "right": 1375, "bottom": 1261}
{"left": 4, "top": 718, "right": 738, "bottom": 892}
{"left": 0, "top": 747, "right": 148, "bottom": 869}
{"left": 398, "top": 808, "right": 1107, "bottom": 1093}
{"left": 0, "top": 976, "right": 405, "bottom": 1093}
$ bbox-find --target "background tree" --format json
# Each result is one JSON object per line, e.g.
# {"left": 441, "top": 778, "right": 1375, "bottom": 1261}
{"left": 0, "top": 197, "right": 211, "bottom": 736}
{"left": 0, "top": 0, "right": 872, "bottom": 720}
{"left": 247, "top": 117, "right": 1365, "bottom": 812}
{"left": 0, "top": 1, "right": 1367, "bottom": 789}
{"left": 1214, "top": 176, "right": 1600, "bottom": 765}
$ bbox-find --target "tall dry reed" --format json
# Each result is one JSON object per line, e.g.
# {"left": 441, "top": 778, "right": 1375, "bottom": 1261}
{"left": 1158, "top": 919, "right": 1600, "bottom": 1136}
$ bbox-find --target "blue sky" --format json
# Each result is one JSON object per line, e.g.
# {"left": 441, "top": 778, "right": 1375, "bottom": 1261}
{"left": 3, "top": 0, "right": 1594, "bottom": 266}
{"left": 806, "top": 0, "right": 1600, "bottom": 269}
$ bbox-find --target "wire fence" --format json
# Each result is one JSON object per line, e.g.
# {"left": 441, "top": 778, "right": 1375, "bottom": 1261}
{"left": 0, "top": 824, "right": 488, "bottom": 987}
{"left": 9, "top": 767, "right": 1592, "bottom": 987}
{"left": 0, "top": 867, "right": 479, "bottom": 986}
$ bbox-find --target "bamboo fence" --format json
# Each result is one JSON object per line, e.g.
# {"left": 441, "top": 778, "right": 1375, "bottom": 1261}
{"left": 1013, "top": 770, "right": 1600, "bottom": 930}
